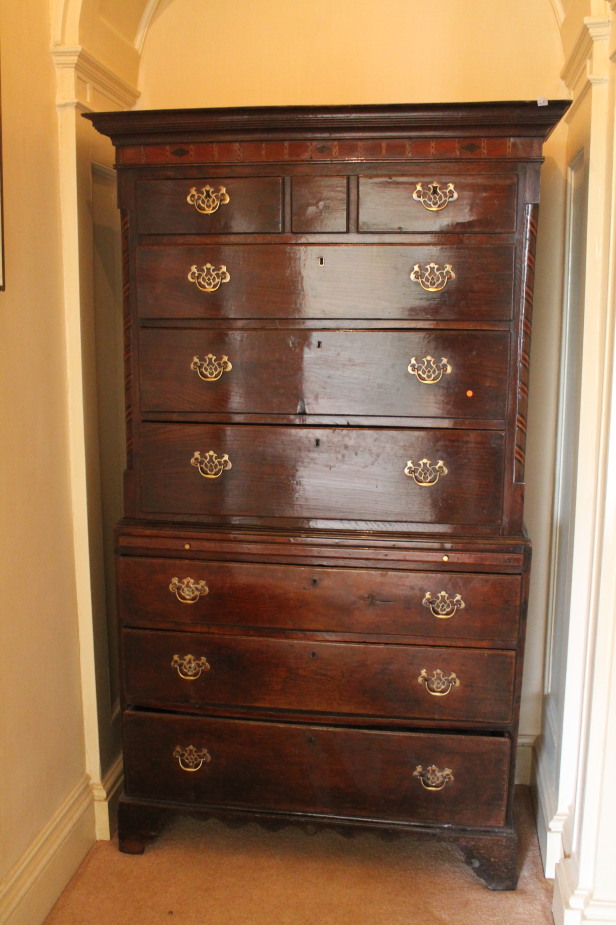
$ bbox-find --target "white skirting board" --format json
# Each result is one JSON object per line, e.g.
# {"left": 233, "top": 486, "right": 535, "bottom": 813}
{"left": 515, "top": 735, "right": 535, "bottom": 786}
{"left": 553, "top": 859, "right": 616, "bottom": 925}
{"left": 0, "top": 777, "right": 95, "bottom": 925}
{"left": 92, "top": 754, "right": 124, "bottom": 840}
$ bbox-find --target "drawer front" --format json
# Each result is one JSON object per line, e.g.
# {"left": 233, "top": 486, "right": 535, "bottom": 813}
{"left": 122, "top": 712, "right": 511, "bottom": 827}
{"left": 291, "top": 176, "right": 349, "bottom": 233}
{"left": 139, "top": 328, "right": 510, "bottom": 421}
{"left": 135, "top": 244, "right": 514, "bottom": 321}
{"left": 358, "top": 174, "right": 518, "bottom": 233}
{"left": 123, "top": 629, "right": 515, "bottom": 723}
{"left": 118, "top": 556, "right": 522, "bottom": 645}
{"left": 138, "top": 424, "right": 505, "bottom": 526}
{"left": 135, "top": 177, "right": 283, "bottom": 234}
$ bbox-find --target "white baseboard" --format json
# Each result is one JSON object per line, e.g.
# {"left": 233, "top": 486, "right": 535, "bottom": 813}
{"left": 0, "top": 775, "right": 95, "bottom": 925}
{"left": 554, "top": 858, "right": 616, "bottom": 925}
{"left": 93, "top": 753, "right": 124, "bottom": 839}
{"left": 516, "top": 734, "right": 536, "bottom": 784}
{"left": 532, "top": 730, "right": 568, "bottom": 877}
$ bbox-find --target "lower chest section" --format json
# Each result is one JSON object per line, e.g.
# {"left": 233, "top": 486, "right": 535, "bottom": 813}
{"left": 117, "top": 528, "right": 528, "bottom": 834}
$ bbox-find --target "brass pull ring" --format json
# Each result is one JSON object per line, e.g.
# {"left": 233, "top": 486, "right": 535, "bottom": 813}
{"left": 169, "top": 577, "right": 209, "bottom": 604}
{"left": 191, "top": 354, "right": 232, "bottom": 382}
{"left": 408, "top": 355, "right": 452, "bottom": 384}
{"left": 191, "top": 450, "right": 232, "bottom": 479}
{"left": 171, "top": 654, "right": 211, "bottom": 680}
{"left": 412, "top": 181, "right": 458, "bottom": 212}
{"left": 173, "top": 745, "right": 211, "bottom": 773}
{"left": 418, "top": 668, "right": 460, "bottom": 696}
{"left": 187, "top": 185, "right": 230, "bottom": 214}
{"left": 422, "top": 591, "right": 465, "bottom": 619}
{"left": 404, "top": 458, "right": 448, "bottom": 486}
{"left": 413, "top": 765, "right": 454, "bottom": 791}
{"left": 410, "top": 262, "right": 455, "bottom": 292}
{"left": 188, "top": 263, "right": 230, "bottom": 293}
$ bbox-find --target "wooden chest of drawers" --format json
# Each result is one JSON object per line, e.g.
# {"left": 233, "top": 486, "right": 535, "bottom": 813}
{"left": 86, "top": 101, "right": 568, "bottom": 889}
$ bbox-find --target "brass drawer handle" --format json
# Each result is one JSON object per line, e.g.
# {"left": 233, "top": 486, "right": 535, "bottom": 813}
{"left": 418, "top": 668, "right": 460, "bottom": 696}
{"left": 404, "top": 458, "right": 448, "bottom": 486}
{"left": 408, "top": 355, "right": 452, "bottom": 384}
{"left": 410, "top": 262, "right": 455, "bottom": 292}
{"left": 169, "top": 577, "right": 209, "bottom": 603}
{"left": 188, "top": 263, "right": 230, "bottom": 293}
{"left": 413, "top": 764, "right": 454, "bottom": 791}
{"left": 422, "top": 591, "right": 465, "bottom": 619}
{"left": 191, "top": 354, "right": 232, "bottom": 382}
{"left": 187, "top": 185, "right": 230, "bottom": 214}
{"left": 171, "top": 654, "right": 211, "bottom": 679}
{"left": 412, "top": 181, "right": 458, "bottom": 212}
{"left": 173, "top": 745, "right": 211, "bottom": 772}
{"left": 191, "top": 450, "right": 232, "bottom": 478}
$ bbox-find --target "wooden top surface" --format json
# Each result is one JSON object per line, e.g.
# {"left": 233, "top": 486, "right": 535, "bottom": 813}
{"left": 84, "top": 100, "right": 570, "bottom": 146}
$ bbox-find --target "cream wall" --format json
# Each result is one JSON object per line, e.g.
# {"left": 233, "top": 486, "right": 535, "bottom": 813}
{"left": 139, "top": 0, "right": 566, "bottom": 107}
{"left": 0, "top": 0, "right": 95, "bottom": 922}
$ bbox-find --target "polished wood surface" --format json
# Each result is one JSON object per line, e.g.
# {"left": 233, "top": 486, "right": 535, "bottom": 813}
{"left": 117, "top": 555, "right": 523, "bottom": 646}
{"left": 358, "top": 174, "right": 518, "bottom": 233}
{"left": 138, "top": 423, "right": 505, "bottom": 526}
{"left": 138, "top": 328, "right": 510, "bottom": 420}
{"left": 123, "top": 629, "right": 516, "bottom": 723}
{"left": 135, "top": 244, "right": 515, "bottom": 321}
{"left": 84, "top": 101, "right": 569, "bottom": 883}
{"left": 122, "top": 711, "right": 511, "bottom": 828}
{"left": 292, "top": 176, "right": 349, "bottom": 233}
{"left": 136, "top": 176, "right": 283, "bottom": 234}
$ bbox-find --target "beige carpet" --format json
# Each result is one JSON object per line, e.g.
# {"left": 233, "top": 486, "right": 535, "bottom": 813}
{"left": 45, "top": 787, "right": 552, "bottom": 924}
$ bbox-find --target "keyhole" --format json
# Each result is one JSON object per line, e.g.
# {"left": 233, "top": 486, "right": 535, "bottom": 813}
{"left": 311, "top": 651, "right": 317, "bottom": 659}
{"left": 319, "top": 256, "right": 324, "bottom": 266}
{"left": 315, "top": 438, "right": 320, "bottom": 447}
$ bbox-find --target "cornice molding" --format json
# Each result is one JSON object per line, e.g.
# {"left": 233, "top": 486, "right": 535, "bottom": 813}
{"left": 52, "top": 45, "right": 139, "bottom": 112}
{"left": 135, "top": 0, "right": 160, "bottom": 55}
{"left": 549, "top": 0, "right": 566, "bottom": 28}
{"left": 561, "top": 17, "right": 610, "bottom": 96}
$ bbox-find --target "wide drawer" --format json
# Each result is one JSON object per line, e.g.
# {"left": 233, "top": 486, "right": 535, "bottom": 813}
{"left": 135, "top": 177, "right": 283, "bottom": 234}
{"left": 117, "top": 556, "right": 523, "bottom": 646}
{"left": 122, "top": 711, "right": 511, "bottom": 827}
{"left": 138, "top": 328, "right": 510, "bottom": 421}
{"left": 123, "top": 629, "right": 515, "bottom": 724}
{"left": 358, "top": 174, "right": 518, "bottom": 233}
{"left": 135, "top": 244, "right": 514, "bottom": 321}
{"left": 137, "top": 424, "right": 505, "bottom": 526}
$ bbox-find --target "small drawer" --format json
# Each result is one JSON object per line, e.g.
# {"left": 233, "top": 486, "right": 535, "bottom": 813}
{"left": 135, "top": 243, "right": 514, "bottom": 322}
{"left": 358, "top": 174, "right": 518, "bottom": 233}
{"left": 117, "top": 556, "right": 522, "bottom": 645}
{"left": 122, "top": 711, "right": 511, "bottom": 827}
{"left": 138, "top": 328, "right": 510, "bottom": 421}
{"left": 123, "top": 629, "right": 516, "bottom": 723}
{"left": 135, "top": 177, "right": 283, "bottom": 234}
{"left": 291, "top": 176, "right": 348, "bottom": 233}
{"left": 137, "top": 423, "right": 505, "bottom": 528}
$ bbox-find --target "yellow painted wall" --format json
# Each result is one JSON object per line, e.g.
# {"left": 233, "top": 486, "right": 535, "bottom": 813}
{"left": 138, "top": 0, "right": 566, "bottom": 108}
{"left": 0, "top": 0, "right": 90, "bottom": 907}
{"left": 137, "top": 0, "right": 569, "bottom": 745}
